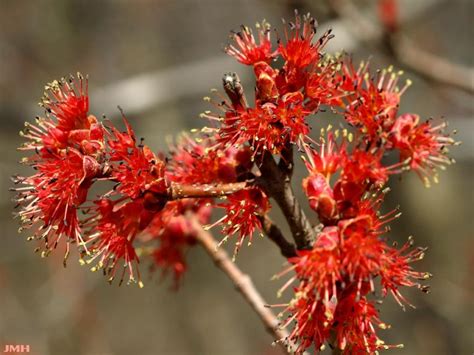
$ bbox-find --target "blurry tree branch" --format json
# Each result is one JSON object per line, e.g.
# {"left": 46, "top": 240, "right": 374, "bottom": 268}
{"left": 52, "top": 0, "right": 438, "bottom": 120}
{"left": 91, "top": 56, "right": 236, "bottom": 118}
{"left": 328, "top": 0, "right": 474, "bottom": 94}
{"left": 389, "top": 34, "right": 474, "bottom": 94}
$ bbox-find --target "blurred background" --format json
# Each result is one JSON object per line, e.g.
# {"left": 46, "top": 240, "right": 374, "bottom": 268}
{"left": 0, "top": 0, "right": 472, "bottom": 354}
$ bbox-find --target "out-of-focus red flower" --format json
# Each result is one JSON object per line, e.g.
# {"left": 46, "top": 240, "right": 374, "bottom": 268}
{"left": 378, "top": 0, "right": 398, "bottom": 33}
{"left": 145, "top": 199, "right": 212, "bottom": 286}
{"left": 150, "top": 215, "right": 195, "bottom": 287}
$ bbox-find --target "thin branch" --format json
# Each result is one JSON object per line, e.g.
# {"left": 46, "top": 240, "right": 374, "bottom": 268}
{"left": 389, "top": 34, "right": 474, "bottom": 94}
{"left": 278, "top": 143, "right": 294, "bottom": 179}
{"left": 258, "top": 214, "right": 297, "bottom": 258}
{"left": 328, "top": 0, "right": 474, "bottom": 94}
{"left": 169, "top": 181, "right": 250, "bottom": 199}
{"left": 189, "top": 217, "right": 295, "bottom": 355}
{"left": 258, "top": 153, "right": 315, "bottom": 250}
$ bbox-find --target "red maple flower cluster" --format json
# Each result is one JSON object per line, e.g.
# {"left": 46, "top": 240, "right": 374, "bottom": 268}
{"left": 13, "top": 80, "right": 259, "bottom": 285}
{"left": 276, "top": 192, "right": 429, "bottom": 352}
{"left": 213, "top": 12, "right": 453, "bottom": 353}
{"left": 13, "top": 10, "right": 457, "bottom": 354}
{"left": 217, "top": 10, "right": 455, "bottom": 353}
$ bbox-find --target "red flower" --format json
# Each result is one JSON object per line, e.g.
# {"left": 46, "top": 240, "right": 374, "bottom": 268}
{"left": 275, "top": 227, "right": 340, "bottom": 352}
{"left": 14, "top": 73, "right": 111, "bottom": 265}
{"left": 379, "top": 237, "right": 430, "bottom": 308}
{"left": 18, "top": 74, "right": 105, "bottom": 156}
{"left": 150, "top": 215, "right": 194, "bottom": 287}
{"left": 302, "top": 173, "right": 337, "bottom": 224}
{"left": 342, "top": 148, "right": 391, "bottom": 188}
{"left": 40, "top": 74, "right": 90, "bottom": 132}
{"left": 84, "top": 199, "right": 150, "bottom": 287}
{"left": 333, "top": 59, "right": 412, "bottom": 143}
{"left": 278, "top": 12, "right": 333, "bottom": 70}
{"left": 305, "top": 57, "right": 344, "bottom": 107}
{"left": 254, "top": 62, "right": 279, "bottom": 103}
{"left": 225, "top": 21, "right": 276, "bottom": 65}
{"left": 389, "top": 114, "right": 456, "bottom": 186}
{"left": 167, "top": 134, "right": 252, "bottom": 185}
{"left": 332, "top": 293, "right": 397, "bottom": 354}
{"left": 107, "top": 118, "right": 168, "bottom": 200}
{"left": 302, "top": 130, "right": 348, "bottom": 178}
{"left": 145, "top": 199, "right": 212, "bottom": 286}
{"left": 208, "top": 91, "right": 312, "bottom": 158}
{"left": 378, "top": 0, "right": 398, "bottom": 33}
{"left": 277, "top": 191, "right": 428, "bottom": 352}
{"left": 212, "top": 188, "right": 269, "bottom": 257}
{"left": 14, "top": 149, "right": 98, "bottom": 255}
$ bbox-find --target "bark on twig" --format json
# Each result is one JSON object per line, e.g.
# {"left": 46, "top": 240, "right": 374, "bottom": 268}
{"left": 278, "top": 143, "right": 294, "bottom": 179}
{"left": 258, "top": 214, "right": 297, "bottom": 258}
{"left": 190, "top": 218, "right": 295, "bottom": 355}
{"left": 169, "top": 181, "right": 250, "bottom": 199}
{"left": 258, "top": 153, "right": 315, "bottom": 250}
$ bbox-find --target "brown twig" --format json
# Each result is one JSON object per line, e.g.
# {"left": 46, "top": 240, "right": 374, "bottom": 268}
{"left": 169, "top": 181, "right": 250, "bottom": 199}
{"left": 258, "top": 214, "right": 296, "bottom": 258}
{"left": 258, "top": 153, "right": 315, "bottom": 250}
{"left": 278, "top": 143, "right": 295, "bottom": 179}
{"left": 189, "top": 217, "right": 295, "bottom": 355}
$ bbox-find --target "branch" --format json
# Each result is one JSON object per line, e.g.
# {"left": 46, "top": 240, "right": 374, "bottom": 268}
{"left": 189, "top": 218, "right": 295, "bottom": 354}
{"left": 169, "top": 181, "right": 250, "bottom": 199}
{"left": 258, "top": 153, "right": 315, "bottom": 250}
{"left": 389, "top": 34, "right": 474, "bottom": 94}
{"left": 278, "top": 143, "right": 294, "bottom": 179}
{"left": 258, "top": 214, "right": 297, "bottom": 258}
{"left": 328, "top": 0, "right": 474, "bottom": 94}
